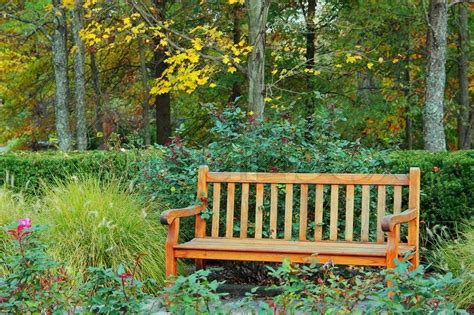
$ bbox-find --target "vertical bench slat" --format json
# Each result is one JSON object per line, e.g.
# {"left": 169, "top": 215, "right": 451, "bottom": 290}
{"left": 345, "top": 185, "right": 355, "bottom": 241}
{"left": 269, "top": 184, "right": 278, "bottom": 239}
{"left": 393, "top": 185, "right": 402, "bottom": 241}
{"left": 314, "top": 184, "right": 324, "bottom": 240}
{"left": 376, "top": 185, "right": 386, "bottom": 243}
{"left": 240, "top": 183, "right": 249, "bottom": 238}
{"left": 255, "top": 183, "right": 264, "bottom": 239}
{"left": 225, "top": 183, "right": 235, "bottom": 238}
{"left": 299, "top": 184, "right": 308, "bottom": 240}
{"left": 284, "top": 184, "right": 293, "bottom": 240}
{"left": 211, "top": 183, "right": 221, "bottom": 237}
{"left": 361, "top": 185, "right": 370, "bottom": 242}
{"left": 329, "top": 184, "right": 339, "bottom": 240}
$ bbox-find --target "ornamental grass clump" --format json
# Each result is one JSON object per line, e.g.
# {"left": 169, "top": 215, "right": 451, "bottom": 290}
{"left": 38, "top": 177, "right": 167, "bottom": 287}
{"left": 430, "top": 222, "right": 474, "bottom": 310}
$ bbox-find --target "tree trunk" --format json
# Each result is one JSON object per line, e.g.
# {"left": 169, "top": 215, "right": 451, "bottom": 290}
{"left": 305, "top": 0, "right": 316, "bottom": 69}
{"left": 52, "top": 0, "right": 72, "bottom": 151}
{"left": 423, "top": 0, "right": 447, "bottom": 151}
{"left": 138, "top": 36, "right": 151, "bottom": 146}
{"left": 304, "top": 0, "right": 317, "bottom": 118}
{"left": 246, "top": 0, "right": 270, "bottom": 120}
{"left": 152, "top": 0, "right": 171, "bottom": 145}
{"left": 90, "top": 51, "right": 103, "bottom": 135}
{"left": 72, "top": 0, "right": 87, "bottom": 150}
{"left": 402, "top": 20, "right": 412, "bottom": 150}
{"left": 457, "top": 3, "right": 471, "bottom": 149}
{"left": 229, "top": 6, "right": 242, "bottom": 104}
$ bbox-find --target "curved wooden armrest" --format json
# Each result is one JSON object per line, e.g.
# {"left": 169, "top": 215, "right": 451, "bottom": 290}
{"left": 382, "top": 208, "right": 417, "bottom": 232}
{"left": 160, "top": 204, "right": 206, "bottom": 225}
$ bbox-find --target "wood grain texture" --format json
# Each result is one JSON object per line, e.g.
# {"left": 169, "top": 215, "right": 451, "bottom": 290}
{"left": 208, "top": 172, "right": 409, "bottom": 185}
{"left": 345, "top": 185, "right": 355, "bottom": 241}
{"left": 329, "top": 185, "right": 339, "bottom": 241}
{"left": 376, "top": 185, "right": 386, "bottom": 243}
{"left": 361, "top": 185, "right": 370, "bottom": 242}
{"left": 314, "top": 184, "right": 324, "bottom": 240}
{"left": 240, "top": 183, "right": 249, "bottom": 238}
{"left": 408, "top": 168, "right": 421, "bottom": 269}
{"left": 255, "top": 183, "right": 264, "bottom": 239}
{"left": 211, "top": 183, "right": 221, "bottom": 237}
{"left": 284, "top": 184, "right": 294, "bottom": 240}
{"left": 299, "top": 184, "right": 308, "bottom": 240}
{"left": 270, "top": 184, "right": 278, "bottom": 239}
{"left": 225, "top": 183, "right": 235, "bottom": 238}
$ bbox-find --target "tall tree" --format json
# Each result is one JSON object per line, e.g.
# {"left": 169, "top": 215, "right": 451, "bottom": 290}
{"left": 456, "top": 2, "right": 471, "bottom": 149}
{"left": 247, "top": 0, "right": 271, "bottom": 120}
{"left": 138, "top": 36, "right": 151, "bottom": 146}
{"left": 152, "top": 0, "right": 171, "bottom": 145}
{"left": 71, "top": 0, "right": 88, "bottom": 150}
{"left": 90, "top": 51, "right": 103, "bottom": 137}
{"left": 423, "top": 0, "right": 448, "bottom": 151}
{"left": 52, "top": 0, "right": 72, "bottom": 151}
{"left": 229, "top": 6, "right": 242, "bottom": 104}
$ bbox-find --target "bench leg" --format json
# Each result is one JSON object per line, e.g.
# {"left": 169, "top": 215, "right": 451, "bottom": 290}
{"left": 195, "top": 259, "right": 206, "bottom": 270}
{"left": 165, "top": 219, "right": 179, "bottom": 277}
{"left": 166, "top": 251, "right": 177, "bottom": 277}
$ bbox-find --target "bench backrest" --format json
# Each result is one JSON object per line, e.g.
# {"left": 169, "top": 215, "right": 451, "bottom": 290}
{"left": 196, "top": 166, "right": 420, "bottom": 245}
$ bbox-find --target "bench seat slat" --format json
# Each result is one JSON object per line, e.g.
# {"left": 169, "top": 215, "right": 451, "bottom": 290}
{"left": 175, "top": 238, "right": 415, "bottom": 257}
{"left": 207, "top": 172, "right": 409, "bottom": 185}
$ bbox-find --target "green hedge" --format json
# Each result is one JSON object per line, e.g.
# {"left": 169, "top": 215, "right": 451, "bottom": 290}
{"left": 387, "top": 150, "right": 474, "bottom": 231}
{"left": 1, "top": 150, "right": 472, "bottom": 233}
{"left": 0, "top": 151, "right": 138, "bottom": 194}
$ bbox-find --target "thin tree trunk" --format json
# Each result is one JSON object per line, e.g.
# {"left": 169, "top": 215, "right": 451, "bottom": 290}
{"left": 229, "top": 7, "right": 242, "bottom": 104}
{"left": 52, "top": 0, "right": 72, "bottom": 151}
{"left": 153, "top": 0, "right": 171, "bottom": 145}
{"left": 305, "top": 0, "right": 316, "bottom": 69}
{"left": 72, "top": 0, "right": 87, "bottom": 150}
{"left": 304, "top": 0, "right": 317, "bottom": 118}
{"left": 457, "top": 3, "right": 471, "bottom": 149}
{"left": 138, "top": 36, "right": 151, "bottom": 146}
{"left": 402, "top": 20, "right": 413, "bottom": 150}
{"left": 246, "top": 0, "right": 270, "bottom": 120}
{"left": 423, "top": 0, "right": 447, "bottom": 151}
{"left": 90, "top": 51, "right": 102, "bottom": 135}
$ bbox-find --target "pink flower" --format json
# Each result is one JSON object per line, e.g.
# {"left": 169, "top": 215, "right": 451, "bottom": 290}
{"left": 17, "top": 218, "right": 32, "bottom": 232}
{"left": 118, "top": 272, "right": 132, "bottom": 280}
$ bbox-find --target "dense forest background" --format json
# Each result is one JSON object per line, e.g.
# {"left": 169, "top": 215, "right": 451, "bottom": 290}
{"left": 0, "top": 0, "right": 472, "bottom": 152}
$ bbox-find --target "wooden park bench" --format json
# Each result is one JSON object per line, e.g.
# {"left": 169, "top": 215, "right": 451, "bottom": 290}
{"left": 160, "top": 166, "right": 421, "bottom": 277}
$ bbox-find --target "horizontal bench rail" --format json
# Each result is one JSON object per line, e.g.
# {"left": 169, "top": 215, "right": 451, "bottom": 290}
{"left": 207, "top": 172, "right": 410, "bottom": 185}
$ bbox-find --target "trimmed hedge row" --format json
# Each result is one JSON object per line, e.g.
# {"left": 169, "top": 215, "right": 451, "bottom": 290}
{"left": 388, "top": 150, "right": 474, "bottom": 231}
{"left": 0, "top": 150, "right": 472, "bottom": 231}
{"left": 0, "top": 151, "right": 138, "bottom": 194}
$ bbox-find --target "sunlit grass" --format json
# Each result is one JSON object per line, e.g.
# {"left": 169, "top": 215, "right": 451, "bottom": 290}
{"left": 37, "top": 176, "right": 167, "bottom": 288}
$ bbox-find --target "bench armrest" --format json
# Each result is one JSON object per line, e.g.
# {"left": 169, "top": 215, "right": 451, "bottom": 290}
{"left": 381, "top": 208, "right": 417, "bottom": 232}
{"left": 160, "top": 204, "right": 206, "bottom": 225}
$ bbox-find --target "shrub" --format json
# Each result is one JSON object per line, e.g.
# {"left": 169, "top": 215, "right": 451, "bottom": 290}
{"left": 134, "top": 107, "right": 386, "bottom": 239}
{"left": 429, "top": 221, "right": 474, "bottom": 309}
{"left": 387, "top": 150, "right": 474, "bottom": 233}
{"left": 159, "top": 259, "right": 465, "bottom": 314}
{"left": 0, "top": 151, "right": 137, "bottom": 195}
{"left": 0, "top": 188, "right": 29, "bottom": 273}
{"left": 79, "top": 258, "right": 155, "bottom": 313}
{"left": 37, "top": 177, "right": 168, "bottom": 287}
{"left": 0, "top": 220, "right": 75, "bottom": 313}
